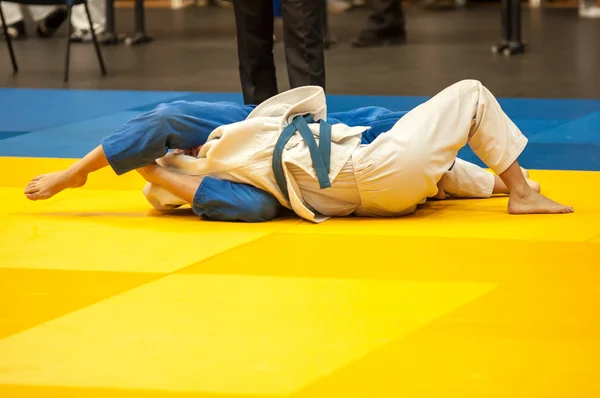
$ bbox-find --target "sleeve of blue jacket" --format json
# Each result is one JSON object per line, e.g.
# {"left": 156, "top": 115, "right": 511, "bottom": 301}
{"left": 192, "top": 177, "right": 282, "bottom": 222}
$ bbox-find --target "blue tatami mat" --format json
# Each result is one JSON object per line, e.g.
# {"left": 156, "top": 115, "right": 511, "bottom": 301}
{"left": 0, "top": 112, "right": 141, "bottom": 158}
{"left": 0, "top": 131, "right": 31, "bottom": 140}
{"left": 1, "top": 88, "right": 599, "bottom": 171}
{"left": 457, "top": 143, "right": 600, "bottom": 172}
{"left": 528, "top": 111, "right": 600, "bottom": 144}
{"left": 0, "top": 89, "right": 191, "bottom": 132}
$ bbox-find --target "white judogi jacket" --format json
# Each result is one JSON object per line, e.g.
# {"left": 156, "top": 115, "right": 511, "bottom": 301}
{"left": 149, "top": 86, "right": 368, "bottom": 223}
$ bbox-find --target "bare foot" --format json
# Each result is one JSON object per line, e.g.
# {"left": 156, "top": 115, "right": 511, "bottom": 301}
{"left": 508, "top": 189, "right": 574, "bottom": 215}
{"left": 24, "top": 170, "right": 87, "bottom": 201}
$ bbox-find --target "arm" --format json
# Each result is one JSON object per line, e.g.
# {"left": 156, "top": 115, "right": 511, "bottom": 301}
{"left": 138, "top": 164, "right": 281, "bottom": 222}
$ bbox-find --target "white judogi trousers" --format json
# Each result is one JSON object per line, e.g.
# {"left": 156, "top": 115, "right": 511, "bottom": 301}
{"left": 71, "top": 0, "right": 105, "bottom": 32}
{"left": 0, "top": 3, "right": 55, "bottom": 26}
{"left": 289, "top": 156, "right": 497, "bottom": 217}
{"left": 287, "top": 80, "right": 526, "bottom": 217}
{"left": 348, "top": 79, "right": 527, "bottom": 217}
{"left": 0, "top": 0, "right": 104, "bottom": 31}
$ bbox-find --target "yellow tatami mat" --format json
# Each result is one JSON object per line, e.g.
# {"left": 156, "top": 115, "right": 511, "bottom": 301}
{"left": 1, "top": 157, "right": 599, "bottom": 398}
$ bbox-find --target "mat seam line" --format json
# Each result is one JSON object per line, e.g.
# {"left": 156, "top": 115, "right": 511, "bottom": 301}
{"left": 585, "top": 232, "right": 600, "bottom": 243}
{"left": 0, "top": 273, "right": 166, "bottom": 340}
{"left": 168, "top": 219, "right": 307, "bottom": 275}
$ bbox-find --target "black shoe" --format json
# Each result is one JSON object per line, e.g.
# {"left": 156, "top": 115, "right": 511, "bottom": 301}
{"left": 2, "top": 20, "right": 26, "bottom": 40}
{"left": 70, "top": 26, "right": 107, "bottom": 43}
{"left": 324, "top": 31, "right": 337, "bottom": 49}
{"left": 36, "top": 7, "right": 68, "bottom": 38}
{"left": 351, "top": 30, "right": 406, "bottom": 48}
{"left": 70, "top": 29, "right": 85, "bottom": 43}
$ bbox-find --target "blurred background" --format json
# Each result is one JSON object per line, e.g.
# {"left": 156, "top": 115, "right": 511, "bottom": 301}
{"left": 1, "top": 0, "right": 599, "bottom": 98}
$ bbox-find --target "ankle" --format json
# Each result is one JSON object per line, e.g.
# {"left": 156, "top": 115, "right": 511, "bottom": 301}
{"left": 510, "top": 185, "right": 534, "bottom": 199}
{"left": 66, "top": 167, "right": 87, "bottom": 181}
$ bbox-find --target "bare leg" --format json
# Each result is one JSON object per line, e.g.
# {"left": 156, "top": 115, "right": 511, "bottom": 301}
{"left": 500, "top": 161, "right": 573, "bottom": 214}
{"left": 137, "top": 162, "right": 203, "bottom": 205}
{"left": 23, "top": 143, "right": 203, "bottom": 201}
{"left": 24, "top": 145, "right": 109, "bottom": 201}
{"left": 437, "top": 162, "right": 565, "bottom": 214}
{"left": 435, "top": 162, "right": 538, "bottom": 199}
{"left": 492, "top": 167, "right": 540, "bottom": 195}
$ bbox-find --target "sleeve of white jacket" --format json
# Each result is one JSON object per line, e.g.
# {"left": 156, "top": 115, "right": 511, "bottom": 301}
{"left": 142, "top": 183, "right": 187, "bottom": 211}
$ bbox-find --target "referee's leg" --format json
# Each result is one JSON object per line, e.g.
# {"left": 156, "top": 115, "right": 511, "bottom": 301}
{"left": 281, "top": 0, "right": 326, "bottom": 90}
{"left": 232, "top": 0, "right": 278, "bottom": 104}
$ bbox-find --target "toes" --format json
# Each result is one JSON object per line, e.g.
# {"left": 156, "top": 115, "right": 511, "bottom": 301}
{"left": 32, "top": 175, "right": 44, "bottom": 181}
{"left": 25, "top": 193, "right": 38, "bottom": 201}
{"left": 24, "top": 184, "right": 39, "bottom": 194}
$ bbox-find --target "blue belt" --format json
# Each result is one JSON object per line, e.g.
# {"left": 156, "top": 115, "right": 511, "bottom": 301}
{"left": 272, "top": 115, "right": 333, "bottom": 201}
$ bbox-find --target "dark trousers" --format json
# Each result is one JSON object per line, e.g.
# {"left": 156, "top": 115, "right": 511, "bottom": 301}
{"left": 363, "top": 0, "right": 405, "bottom": 36}
{"left": 232, "top": 0, "right": 326, "bottom": 105}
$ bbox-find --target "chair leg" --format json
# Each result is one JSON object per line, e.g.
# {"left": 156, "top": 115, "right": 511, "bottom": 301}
{"left": 0, "top": 7, "right": 18, "bottom": 73}
{"left": 84, "top": 2, "right": 106, "bottom": 76}
{"left": 64, "top": 6, "right": 73, "bottom": 82}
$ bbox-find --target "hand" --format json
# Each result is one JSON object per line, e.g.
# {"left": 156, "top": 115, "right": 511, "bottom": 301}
{"left": 173, "top": 146, "right": 202, "bottom": 158}
{"left": 431, "top": 176, "right": 448, "bottom": 200}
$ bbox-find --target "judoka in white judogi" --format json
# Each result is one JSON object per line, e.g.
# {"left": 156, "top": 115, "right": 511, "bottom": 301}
{"left": 143, "top": 80, "right": 571, "bottom": 220}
